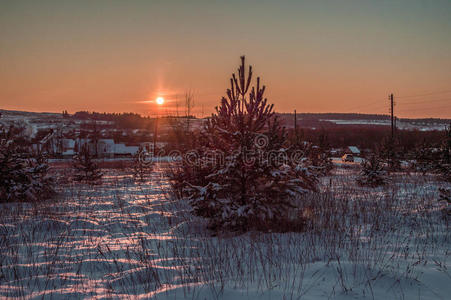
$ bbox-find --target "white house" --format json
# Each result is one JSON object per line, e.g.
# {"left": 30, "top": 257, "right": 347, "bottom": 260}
{"left": 97, "top": 139, "right": 115, "bottom": 157}
{"left": 114, "top": 143, "right": 139, "bottom": 156}
{"left": 61, "top": 139, "right": 75, "bottom": 156}
{"left": 54, "top": 138, "right": 141, "bottom": 157}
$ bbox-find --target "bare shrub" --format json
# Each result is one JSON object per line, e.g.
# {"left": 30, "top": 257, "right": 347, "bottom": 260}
{"left": 132, "top": 146, "right": 153, "bottom": 182}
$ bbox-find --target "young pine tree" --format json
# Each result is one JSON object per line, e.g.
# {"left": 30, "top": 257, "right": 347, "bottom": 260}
{"left": 0, "top": 126, "right": 54, "bottom": 202}
{"left": 72, "top": 143, "right": 103, "bottom": 183}
{"left": 173, "top": 56, "right": 318, "bottom": 231}
{"left": 356, "top": 155, "right": 388, "bottom": 187}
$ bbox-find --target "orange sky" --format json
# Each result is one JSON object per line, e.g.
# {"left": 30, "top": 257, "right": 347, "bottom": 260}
{"left": 1, "top": 0, "right": 450, "bottom": 118}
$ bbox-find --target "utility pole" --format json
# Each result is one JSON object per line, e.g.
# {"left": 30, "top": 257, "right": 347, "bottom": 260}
{"left": 294, "top": 109, "right": 298, "bottom": 142}
{"left": 387, "top": 93, "right": 396, "bottom": 170}
{"left": 153, "top": 116, "right": 158, "bottom": 155}
{"left": 92, "top": 116, "right": 98, "bottom": 158}
{"left": 294, "top": 109, "right": 297, "bottom": 132}
{"left": 389, "top": 93, "right": 394, "bottom": 140}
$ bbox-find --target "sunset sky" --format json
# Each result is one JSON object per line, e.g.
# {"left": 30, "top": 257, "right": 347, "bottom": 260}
{"left": 1, "top": 0, "right": 450, "bottom": 118}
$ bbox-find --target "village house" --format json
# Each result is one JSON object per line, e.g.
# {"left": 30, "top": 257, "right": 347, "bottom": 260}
{"left": 345, "top": 146, "right": 361, "bottom": 156}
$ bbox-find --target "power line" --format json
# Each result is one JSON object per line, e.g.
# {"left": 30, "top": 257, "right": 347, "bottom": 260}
{"left": 396, "top": 103, "right": 451, "bottom": 113}
{"left": 397, "top": 90, "right": 451, "bottom": 99}
{"left": 398, "top": 97, "right": 451, "bottom": 105}
{"left": 389, "top": 93, "right": 394, "bottom": 139}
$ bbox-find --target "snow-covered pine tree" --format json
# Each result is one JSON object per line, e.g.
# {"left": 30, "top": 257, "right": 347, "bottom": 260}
{"left": 287, "top": 136, "right": 331, "bottom": 178}
{"left": 305, "top": 130, "right": 333, "bottom": 176}
{"left": 314, "top": 151, "right": 333, "bottom": 176}
{"left": 0, "top": 126, "right": 54, "bottom": 202}
{"left": 174, "top": 56, "right": 318, "bottom": 231}
{"left": 356, "top": 155, "right": 388, "bottom": 187}
{"left": 133, "top": 146, "right": 153, "bottom": 182}
{"left": 72, "top": 143, "right": 103, "bottom": 183}
{"left": 28, "top": 149, "right": 54, "bottom": 199}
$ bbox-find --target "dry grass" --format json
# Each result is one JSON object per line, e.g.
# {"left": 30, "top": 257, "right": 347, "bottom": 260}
{"left": 0, "top": 165, "right": 449, "bottom": 299}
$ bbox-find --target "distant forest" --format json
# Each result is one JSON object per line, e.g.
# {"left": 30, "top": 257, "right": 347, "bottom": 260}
{"left": 69, "top": 111, "right": 195, "bottom": 129}
{"left": 70, "top": 111, "right": 155, "bottom": 129}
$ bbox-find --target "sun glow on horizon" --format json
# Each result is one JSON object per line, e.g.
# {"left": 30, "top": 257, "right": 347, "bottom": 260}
{"left": 156, "top": 97, "right": 164, "bottom": 105}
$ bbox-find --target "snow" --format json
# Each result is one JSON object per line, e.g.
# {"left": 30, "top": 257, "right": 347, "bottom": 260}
{"left": 348, "top": 146, "right": 360, "bottom": 154}
{"left": 0, "top": 165, "right": 449, "bottom": 299}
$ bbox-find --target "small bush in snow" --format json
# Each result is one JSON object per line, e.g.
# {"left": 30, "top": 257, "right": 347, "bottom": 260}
{"left": 314, "top": 130, "right": 334, "bottom": 176}
{"left": 171, "top": 57, "right": 318, "bottom": 231}
{"left": 72, "top": 144, "right": 103, "bottom": 183}
{"left": 0, "top": 128, "right": 54, "bottom": 202}
{"left": 412, "top": 140, "right": 435, "bottom": 175}
{"left": 309, "top": 146, "right": 333, "bottom": 177}
{"left": 356, "top": 155, "right": 387, "bottom": 187}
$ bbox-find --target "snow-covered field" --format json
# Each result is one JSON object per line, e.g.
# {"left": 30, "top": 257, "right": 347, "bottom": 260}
{"left": 0, "top": 165, "right": 449, "bottom": 299}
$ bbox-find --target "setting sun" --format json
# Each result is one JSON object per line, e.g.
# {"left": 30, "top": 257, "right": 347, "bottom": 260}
{"left": 156, "top": 97, "right": 164, "bottom": 105}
